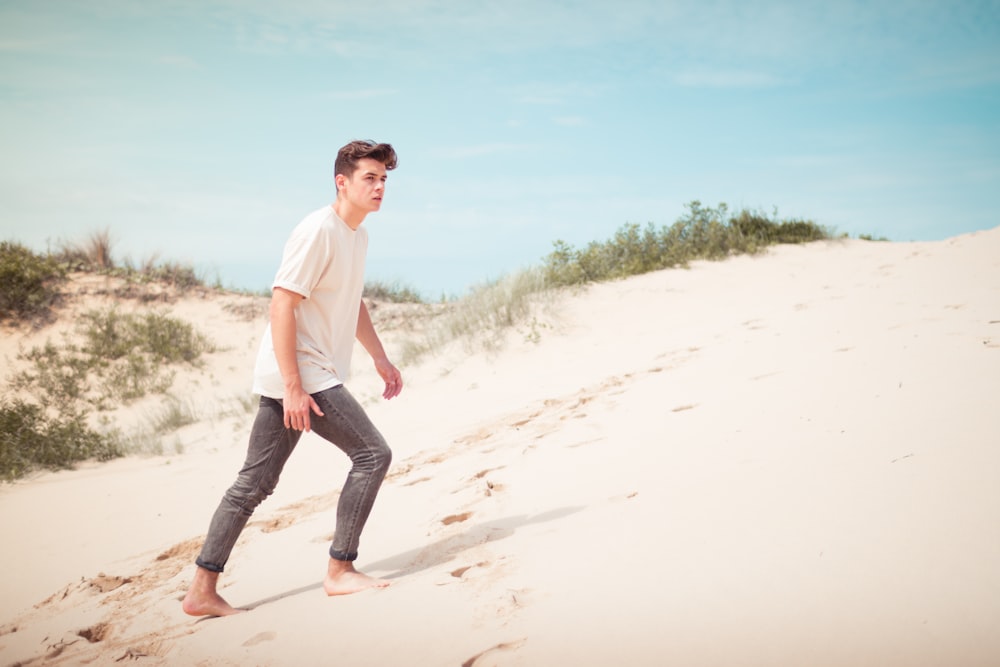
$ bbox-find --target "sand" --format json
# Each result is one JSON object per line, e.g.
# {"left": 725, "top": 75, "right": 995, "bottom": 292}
{"left": 1, "top": 229, "right": 998, "bottom": 666}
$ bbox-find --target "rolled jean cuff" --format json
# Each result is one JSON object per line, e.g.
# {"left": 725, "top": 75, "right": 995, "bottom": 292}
{"left": 329, "top": 547, "right": 358, "bottom": 562}
{"left": 195, "top": 557, "right": 225, "bottom": 573}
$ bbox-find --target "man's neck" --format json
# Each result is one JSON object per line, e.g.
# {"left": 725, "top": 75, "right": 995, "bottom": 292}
{"left": 332, "top": 200, "right": 366, "bottom": 230}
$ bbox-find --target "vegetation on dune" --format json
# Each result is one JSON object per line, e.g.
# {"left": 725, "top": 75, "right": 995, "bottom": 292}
{"left": 0, "top": 232, "right": 209, "bottom": 324}
{"left": 1, "top": 238, "right": 219, "bottom": 480}
{"left": 398, "top": 267, "right": 549, "bottom": 363}
{"left": 398, "top": 201, "right": 835, "bottom": 363}
{"left": 1, "top": 306, "right": 215, "bottom": 480}
{"left": 0, "top": 241, "right": 67, "bottom": 321}
{"left": 12, "top": 308, "right": 215, "bottom": 408}
{"left": 0, "top": 398, "right": 122, "bottom": 482}
{"left": 363, "top": 279, "right": 425, "bottom": 304}
{"left": 55, "top": 228, "right": 206, "bottom": 290}
{"left": 0, "top": 202, "right": 846, "bottom": 480}
{"left": 542, "top": 201, "right": 832, "bottom": 288}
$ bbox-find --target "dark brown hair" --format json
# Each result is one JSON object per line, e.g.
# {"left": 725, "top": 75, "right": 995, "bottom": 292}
{"left": 334, "top": 140, "right": 398, "bottom": 178}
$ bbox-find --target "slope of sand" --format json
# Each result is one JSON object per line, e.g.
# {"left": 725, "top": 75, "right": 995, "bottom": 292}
{"left": 1, "top": 230, "right": 998, "bottom": 666}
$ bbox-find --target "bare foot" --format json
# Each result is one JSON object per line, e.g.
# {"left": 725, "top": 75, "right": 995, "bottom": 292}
{"left": 324, "top": 559, "right": 390, "bottom": 596}
{"left": 182, "top": 568, "right": 246, "bottom": 617}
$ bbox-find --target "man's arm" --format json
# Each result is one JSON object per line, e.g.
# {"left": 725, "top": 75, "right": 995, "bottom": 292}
{"left": 356, "top": 299, "right": 403, "bottom": 400}
{"left": 271, "top": 287, "right": 324, "bottom": 430}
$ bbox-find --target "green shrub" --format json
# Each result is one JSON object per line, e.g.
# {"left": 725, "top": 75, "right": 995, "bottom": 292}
{"left": 0, "top": 241, "right": 66, "bottom": 320}
{"left": 102, "top": 351, "right": 176, "bottom": 403}
{"left": 139, "top": 261, "right": 203, "bottom": 289}
{"left": 364, "top": 280, "right": 425, "bottom": 303}
{"left": 13, "top": 308, "right": 214, "bottom": 409}
{"left": 774, "top": 219, "right": 829, "bottom": 243}
{"left": 50, "top": 231, "right": 206, "bottom": 291}
{"left": 114, "top": 258, "right": 204, "bottom": 289}
{"left": 80, "top": 308, "right": 214, "bottom": 363}
{"left": 4, "top": 306, "right": 215, "bottom": 480}
{"left": 543, "top": 201, "right": 832, "bottom": 288}
{"left": 12, "top": 340, "right": 93, "bottom": 404}
{"left": 0, "top": 398, "right": 122, "bottom": 481}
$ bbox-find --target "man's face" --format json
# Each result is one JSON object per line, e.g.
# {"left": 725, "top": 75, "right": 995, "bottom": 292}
{"left": 339, "top": 158, "right": 387, "bottom": 213}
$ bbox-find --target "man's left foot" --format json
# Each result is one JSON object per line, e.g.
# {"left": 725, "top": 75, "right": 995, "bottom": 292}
{"left": 324, "top": 560, "right": 390, "bottom": 596}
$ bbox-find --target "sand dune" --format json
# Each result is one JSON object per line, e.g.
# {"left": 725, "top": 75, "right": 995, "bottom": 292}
{"left": 1, "top": 229, "right": 998, "bottom": 666}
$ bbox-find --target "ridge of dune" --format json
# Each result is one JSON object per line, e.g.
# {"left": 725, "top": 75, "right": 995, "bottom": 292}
{"left": 1, "top": 228, "right": 999, "bottom": 666}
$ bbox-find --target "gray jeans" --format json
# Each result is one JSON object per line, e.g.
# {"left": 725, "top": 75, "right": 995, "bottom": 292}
{"left": 195, "top": 385, "right": 392, "bottom": 572}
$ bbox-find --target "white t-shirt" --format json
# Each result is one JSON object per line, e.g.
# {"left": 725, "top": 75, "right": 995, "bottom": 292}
{"left": 252, "top": 206, "right": 368, "bottom": 398}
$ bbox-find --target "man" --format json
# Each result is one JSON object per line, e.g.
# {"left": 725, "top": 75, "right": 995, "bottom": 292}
{"left": 182, "top": 140, "right": 402, "bottom": 617}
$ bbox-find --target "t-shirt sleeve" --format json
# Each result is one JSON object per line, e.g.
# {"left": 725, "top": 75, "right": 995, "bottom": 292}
{"left": 272, "top": 219, "right": 331, "bottom": 299}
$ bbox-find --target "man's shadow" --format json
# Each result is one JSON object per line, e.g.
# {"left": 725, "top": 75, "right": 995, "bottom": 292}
{"left": 242, "top": 506, "right": 583, "bottom": 611}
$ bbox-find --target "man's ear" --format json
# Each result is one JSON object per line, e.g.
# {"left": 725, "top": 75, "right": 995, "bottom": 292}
{"left": 335, "top": 173, "right": 346, "bottom": 190}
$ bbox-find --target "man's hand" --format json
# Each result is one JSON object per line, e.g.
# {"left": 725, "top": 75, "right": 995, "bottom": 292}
{"left": 283, "top": 383, "right": 325, "bottom": 431}
{"left": 374, "top": 357, "right": 403, "bottom": 400}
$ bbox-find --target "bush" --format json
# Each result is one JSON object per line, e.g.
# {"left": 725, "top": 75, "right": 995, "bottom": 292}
{"left": 51, "top": 231, "right": 207, "bottom": 291}
{"left": 139, "top": 261, "right": 203, "bottom": 289}
{"left": 4, "top": 306, "right": 215, "bottom": 480}
{"left": 13, "top": 307, "right": 214, "bottom": 409}
{"left": 364, "top": 280, "right": 425, "bottom": 303}
{"left": 13, "top": 340, "right": 93, "bottom": 404}
{"left": 543, "top": 201, "right": 832, "bottom": 288}
{"left": 80, "top": 309, "right": 214, "bottom": 364}
{"left": 0, "top": 241, "right": 66, "bottom": 320}
{"left": 0, "top": 398, "right": 122, "bottom": 482}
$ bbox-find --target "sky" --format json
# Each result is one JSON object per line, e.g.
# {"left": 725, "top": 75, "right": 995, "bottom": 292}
{"left": 2, "top": 0, "right": 999, "bottom": 298}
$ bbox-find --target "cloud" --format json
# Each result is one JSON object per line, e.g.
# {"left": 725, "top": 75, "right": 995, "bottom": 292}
{"left": 903, "top": 49, "right": 1000, "bottom": 90}
{"left": 431, "top": 143, "right": 533, "bottom": 159}
{"left": 157, "top": 54, "right": 199, "bottom": 68}
{"left": 0, "top": 38, "right": 53, "bottom": 52}
{"left": 513, "top": 82, "right": 605, "bottom": 106}
{"left": 323, "top": 89, "right": 397, "bottom": 101}
{"left": 672, "top": 69, "right": 789, "bottom": 89}
{"left": 553, "top": 116, "right": 588, "bottom": 127}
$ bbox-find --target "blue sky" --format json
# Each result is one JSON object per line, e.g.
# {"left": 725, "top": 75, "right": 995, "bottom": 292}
{"left": 2, "top": 1, "right": 998, "bottom": 297}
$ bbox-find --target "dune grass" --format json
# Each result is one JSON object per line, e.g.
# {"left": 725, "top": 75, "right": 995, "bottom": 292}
{"left": 3, "top": 305, "right": 215, "bottom": 480}
{"left": 0, "top": 398, "right": 123, "bottom": 482}
{"left": 13, "top": 307, "right": 214, "bottom": 409}
{"left": 1, "top": 237, "right": 218, "bottom": 479}
{"left": 397, "top": 201, "right": 834, "bottom": 363}
{"left": 0, "top": 241, "right": 67, "bottom": 321}
{"left": 56, "top": 228, "right": 207, "bottom": 289}
{"left": 398, "top": 267, "right": 550, "bottom": 363}
{"left": 542, "top": 201, "right": 831, "bottom": 288}
{"left": 363, "top": 279, "right": 425, "bottom": 304}
{"left": 1, "top": 204, "right": 840, "bottom": 479}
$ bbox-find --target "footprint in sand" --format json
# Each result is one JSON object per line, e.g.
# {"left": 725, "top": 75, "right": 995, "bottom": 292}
{"left": 471, "top": 468, "right": 506, "bottom": 496}
{"left": 450, "top": 560, "right": 490, "bottom": 578}
{"left": 88, "top": 573, "right": 132, "bottom": 593}
{"left": 471, "top": 467, "right": 505, "bottom": 480}
{"left": 462, "top": 638, "right": 528, "bottom": 667}
{"left": 242, "top": 631, "right": 277, "bottom": 646}
{"left": 441, "top": 511, "right": 473, "bottom": 526}
{"left": 257, "top": 515, "right": 295, "bottom": 533}
{"left": 251, "top": 491, "right": 341, "bottom": 534}
{"left": 77, "top": 622, "right": 111, "bottom": 643}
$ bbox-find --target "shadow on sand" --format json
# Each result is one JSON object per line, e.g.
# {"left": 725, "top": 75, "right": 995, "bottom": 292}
{"left": 367, "top": 505, "right": 585, "bottom": 579}
{"left": 240, "top": 505, "right": 584, "bottom": 611}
